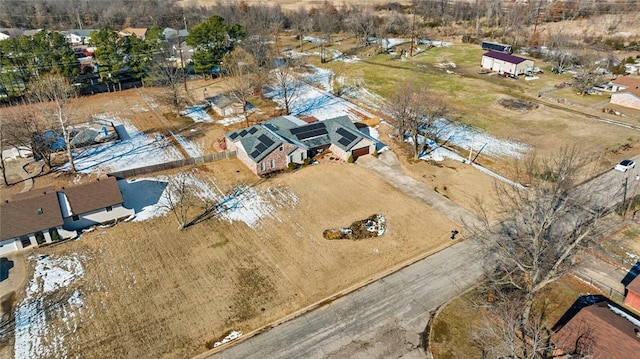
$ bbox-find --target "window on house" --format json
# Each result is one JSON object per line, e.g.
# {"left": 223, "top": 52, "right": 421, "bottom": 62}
{"left": 260, "top": 162, "right": 265, "bottom": 172}
{"left": 72, "top": 215, "right": 79, "bottom": 221}
{"left": 270, "top": 159, "right": 275, "bottom": 168}
{"left": 106, "top": 206, "right": 113, "bottom": 212}
{"left": 300, "top": 153, "right": 304, "bottom": 161}
{"left": 279, "top": 145, "right": 284, "bottom": 151}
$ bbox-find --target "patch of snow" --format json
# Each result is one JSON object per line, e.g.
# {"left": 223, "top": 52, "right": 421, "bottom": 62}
{"left": 66, "top": 114, "right": 184, "bottom": 174}
{"left": 302, "top": 36, "right": 325, "bottom": 43}
{"left": 174, "top": 134, "right": 203, "bottom": 157}
{"left": 217, "top": 115, "right": 245, "bottom": 126}
{"left": 607, "top": 304, "right": 640, "bottom": 327}
{"left": 14, "top": 254, "right": 84, "bottom": 359}
{"left": 181, "top": 106, "right": 213, "bottom": 123}
{"left": 418, "top": 39, "right": 452, "bottom": 47}
{"left": 214, "top": 331, "right": 243, "bottom": 347}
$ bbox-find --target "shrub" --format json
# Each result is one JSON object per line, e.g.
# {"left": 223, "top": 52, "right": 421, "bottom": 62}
{"left": 287, "top": 162, "right": 297, "bottom": 170}
{"left": 347, "top": 154, "right": 355, "bottom": 163}
{"left": 303, "top": 157, "right": 312, "bottom": 165}
{"left": 373, "top": 150, "right": 379, "bottom": 158}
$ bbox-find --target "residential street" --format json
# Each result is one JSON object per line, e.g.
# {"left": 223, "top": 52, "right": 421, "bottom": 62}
{"left": 202, "top": 154, "right": 640, "bottom": 359}
{"left": 205, "top": 238, "right": 486, "bottom": 359}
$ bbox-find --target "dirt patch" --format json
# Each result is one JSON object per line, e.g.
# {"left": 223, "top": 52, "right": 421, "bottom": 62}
{"left": 323, "top": 214, "right": 386, "bottom": 240}
{"left": 498, "top": 98, "right": 539, "bottom": 113}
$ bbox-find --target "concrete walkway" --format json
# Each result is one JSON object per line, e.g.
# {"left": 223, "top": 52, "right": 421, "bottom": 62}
{"left": 358, "top": 151, "right": 481, "bottom": 229}
{"left": 3, "top": 158, "right": 43, "bottom": 193}
{"left": 576, "top": 254, "right": 631, "bottom": 298}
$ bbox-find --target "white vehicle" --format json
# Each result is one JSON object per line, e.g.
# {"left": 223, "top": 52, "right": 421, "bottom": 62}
{"left": 614, "top": 159, "right": 636, "bottom": 172}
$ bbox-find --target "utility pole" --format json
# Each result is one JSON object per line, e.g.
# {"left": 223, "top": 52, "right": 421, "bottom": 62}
{"left": 409, "top": 0, "right": 416, "bottom": 57}
{"left": 623, "top": 176, "right": 629, "bottom": 217}
{"left": 178, "top": 46, "right": 187, "bottom": 92}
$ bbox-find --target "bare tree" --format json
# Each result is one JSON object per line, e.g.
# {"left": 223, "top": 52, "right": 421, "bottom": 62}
{"left": 224, "top": 47, "right": 259, "bottom": 126}
{"left": 161, "top": 172, "right": 201, "bottom": 229}
{"left": 144, "top": 49, "right": 187, "bottom": 113}
{"left": 546, "top": 29, "right": 575, "bottom": 74}
{"left": 572, "top": 52, "right": 608, "bottom": 95}
{"left": 475, "top": 147, "right": 602, "bottom": 357}
{"left": 271, "top": 58, "right": 302, "bottom": 115}
{"left": 289, "top": 6, "right": 313, "bottom": 52}
{"left": 387, "top": 81, "right": 447, "bottom": 158}
{"left": 28, "top": 74, "right": 79, "bottom": 173}
{"left": 345, "top": 6, "right": 378, "bottom": 46}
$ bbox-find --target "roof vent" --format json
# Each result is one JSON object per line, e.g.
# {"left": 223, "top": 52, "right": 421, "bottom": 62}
{"left": 36, "top": 208, "right": 43, "bottom": 215}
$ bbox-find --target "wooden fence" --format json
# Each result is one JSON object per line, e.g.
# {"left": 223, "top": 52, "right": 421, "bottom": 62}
{"left": 108, "top": 151, "right": 237, "bottom": 178}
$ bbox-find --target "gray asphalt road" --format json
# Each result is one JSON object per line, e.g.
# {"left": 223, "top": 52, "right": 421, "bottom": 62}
{"left": 203, "top": 154, "right": 640, "bottom": 359}
{"left": 207, "top": 239, "right": 485, "bottom": 359}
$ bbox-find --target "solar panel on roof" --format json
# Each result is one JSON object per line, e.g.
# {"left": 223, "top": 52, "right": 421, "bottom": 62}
{"left": 258, "top": 134, "right": 275, "bottom": 147}
{"left": 250, "top": 150, "right": 261, "bottom": 158}
{"left": 248, "top": 127, "right": 258, "bottom": 134}
{"left": 336, "top": 128, "right": 357, "bottom": 141}
{"left": 338, "top": 138, "right": 352, "bottom": 147}
{"left": 229, "top": 132, "right": 239, "bottom": 140}
{"left": 291, "top": 122, "right": 325, "bottom": 135}
{"left": 256, "top": 143, "right": 267, "bottom": 152}
{"left": 239, "top": 129, "right": 248, "bottom": 137}
{"left": 296, "top": 128, "right": 328, "bottom": 140}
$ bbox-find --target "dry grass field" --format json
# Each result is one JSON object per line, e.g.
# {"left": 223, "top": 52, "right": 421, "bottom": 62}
{"left": 32, "top": 160, "right": 456, "bottom": 358}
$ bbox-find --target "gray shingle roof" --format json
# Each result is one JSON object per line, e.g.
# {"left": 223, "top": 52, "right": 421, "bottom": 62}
{"left": 226, "top": 125, "right": 283, "bottom": 162}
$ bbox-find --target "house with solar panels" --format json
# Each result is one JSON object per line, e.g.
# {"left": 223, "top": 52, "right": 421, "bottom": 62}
{"left": 481, "top": 51, "right": 534, "bottom": 77}
{"left": 225, "top": 115, "right": 376, "bottom": 176}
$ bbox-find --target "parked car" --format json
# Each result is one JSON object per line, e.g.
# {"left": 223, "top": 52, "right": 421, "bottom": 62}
{"left": 615, "top": 159, "right": 636, "bottom": 172}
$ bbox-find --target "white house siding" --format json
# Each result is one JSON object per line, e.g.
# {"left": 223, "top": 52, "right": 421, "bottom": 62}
{"left": 515, "top": 60, "right": 534, "bottom": 75}
{"left": 481, "top": 56, "right": 533, "bottom": 76}
{"left": 0, "top": 239, "right": 20, "bottom": 256}
{"left": 63, "top": 205, "right": 134, "bottom": 231}
{"left": 611, "top": 93, "right": 640, "bottom": 110}
{"left": 0, "top": 227, "right": 75, "bottom": 256}
{"left": 288, "top": 147, "right": 307, "bottom": 164}
{"left": 328, "top": 144, "right": 350, "bottom": 161}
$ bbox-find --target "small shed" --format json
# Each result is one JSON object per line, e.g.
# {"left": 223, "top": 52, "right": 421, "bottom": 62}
{"left": 481, "top": 51, "right": 534, "bottom": 77}
{"left": 207, "top": 94, "right": 243, "bottom": 117}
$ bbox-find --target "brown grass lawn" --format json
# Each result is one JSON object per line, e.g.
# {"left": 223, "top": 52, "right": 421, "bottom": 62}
{"left": 33, "top": 160, "right": 456, "bottom": 358}
{"left": 430, "top": 276, "right": 602, "bottom": 359}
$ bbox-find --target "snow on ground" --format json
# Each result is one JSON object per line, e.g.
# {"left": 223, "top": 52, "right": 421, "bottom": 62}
{"left": 300, "top": 65, "right": 334, "bottom": 92}
{"left": 14, "top": 254, "right": 84, "bottom": 359}
{"left": 68, "top": 113, "right": 184, "bottom": 174}
{"left": 181, "top": 106, "right": 214, "bottom": 123}
{"left": 264, "top": 70, "right": 375, "bottom": 121}
{"left": 217, "top": 115, "right": 245, "bottom": 126}
{"left": 118, "top": 172, "right": 298, "bottom": 228}
{"left": 174, "top": 134, "right": 204, "bottom": 157}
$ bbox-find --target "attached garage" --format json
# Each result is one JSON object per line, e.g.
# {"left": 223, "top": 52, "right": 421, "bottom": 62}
{"left": 352, "top": 146, "right": 370, "bottom": 157}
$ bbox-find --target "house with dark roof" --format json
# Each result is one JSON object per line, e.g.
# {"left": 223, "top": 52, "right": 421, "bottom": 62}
{"left": 552, "top": 296, "right": 640, "bottom": 358}
{"left": 0, "top": 187, "right": 75, "bottom": 256}
{"left": 610, "top": 76, "right": 640, "bottom": 110}
{"left": 225, "top": 115, "right": 376, "bottom": 176}
{"left": 0, "top": 178, "right": 134, "bottom": 255}
{"left": 58, "top": 176, "right": 134, "bottom": 231}
{"left": 481, "top": 51, "right": 534, "bottom": 77}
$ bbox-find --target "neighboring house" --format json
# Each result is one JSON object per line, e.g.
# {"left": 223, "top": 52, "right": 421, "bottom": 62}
{"left": 624, "top": 275, "right": 640, "bottom": 311}
{"left": 610, "top": 76, "right": 640, "bottom": 110}
{"left": 552, "top": 296, "right": 640, "bottom": 358}
{"left": 163, "top": 27, "right": 189, "bottom": 43}
{"left": 225, "top": 115, "right": 376, "bottom": 176}
{"left": 118, "top": 27, "right": 148, "bottom": 40}
{"left": 59, "top": 176, "right": 134, "bottom": 231}
{"left": 481, "top": 51, "right": 534, "bottom": 76}
{"left": 207, "top": 94, "right": 243, "bottom": 116}
{"left": 0, "top": 178, "right": 134, "bottom": 255}
{"left": 0, "top": 187, "right": 75, "bottom": 256}
{"left": 61, "top": 29, "right": 95, "bottom": 45}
